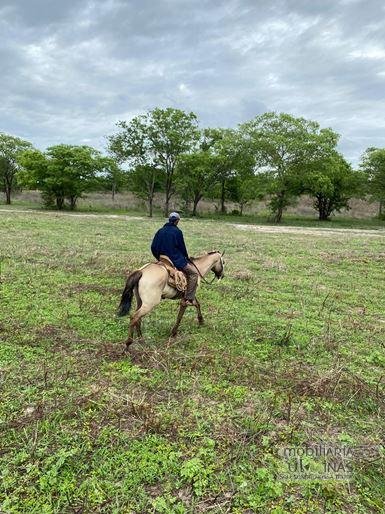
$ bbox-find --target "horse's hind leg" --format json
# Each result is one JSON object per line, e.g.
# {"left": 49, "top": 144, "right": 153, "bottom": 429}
{"left": 126, "top": 319, "right": 136, "bottom": 349}
{"left": 136, "top": 318, "right": 143, "bottom": 340}
{"left": 126, "top": 303, "right": 156, "bottom": 349}
{"left": 134, "top": 286, "right": 144, "bottom": 339}
{"left": 195, "top": 297, "right": 204, "bottom": 325}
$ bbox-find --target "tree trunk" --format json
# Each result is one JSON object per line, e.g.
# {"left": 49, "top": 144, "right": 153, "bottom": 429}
{"left": 379, "top": 200, "right": 384, "bottom": 219}
{"left": 112, "top": 182, "right": 116, "bottom": 201}
{"left": 240, "top": 203, "right": 243, "bottom": 216}
{"left": 317, "top": 195, "right": 332, "bottom": 221}
{"left": 272, "top": 190, "right": 287, "bottom": 223}
{"left": 147, "top": 174, "right": 156, "bottom": 217}
{"left": 164, "top": 184, "right": 172, "bottom": 216}
{"left": 220, "top": 179, "right": 226, "bottom": 214}
{"left": 319, "top": 210, "right": 330, "bottom": 220}
{"left": 4, "top": 171, "right": 12, "bottom": 204}
{"left": 274, "top": 206, "right": 283, "bottom": 223}
{"left": 318, "top": 196, "right": 326, "bottom": 220}
{"left": 56, "top": 195, "right": 64, "bottom": 210}
{"left": 273, "top": 191, "right": 285, "bottom": 223}
{"left": 69, "top": 196, "right": 77, "bottom": 210}
{"left": 5, "top": 186, "right": 11, "bottom": 205}
{"left": 192, "top": 193, "right": 202, "bottom": 216}
{"left": 164, "top": 165, "right": 175, "bottom": 216}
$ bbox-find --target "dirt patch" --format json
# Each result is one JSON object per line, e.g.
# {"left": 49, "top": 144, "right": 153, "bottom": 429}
{"left": 232, "top": 223, "right": 385, "bottom": 237}
{"left": 0, "top": 208, "right": 146, "bottom": 221}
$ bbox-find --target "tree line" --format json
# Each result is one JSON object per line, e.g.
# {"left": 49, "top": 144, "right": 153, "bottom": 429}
{"left": 1, "top": 108, "right": 385, "bottom": 221}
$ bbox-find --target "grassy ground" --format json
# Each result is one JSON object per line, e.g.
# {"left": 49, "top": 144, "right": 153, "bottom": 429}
{"left": 1, "top": 205, "right": 385, "bottom": 233}
{"left": 1, "top": 210, "right": 385, "bottom": 513}
{"left": 3, "top": 190, "right": 385, "bottom": 231}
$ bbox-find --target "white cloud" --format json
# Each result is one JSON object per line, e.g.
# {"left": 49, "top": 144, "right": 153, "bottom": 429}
{"left": 1, "top": 0, "right": 385, "bottom": 164}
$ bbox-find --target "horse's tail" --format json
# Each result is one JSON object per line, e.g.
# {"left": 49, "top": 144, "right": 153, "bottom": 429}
{"left": 117, "top": 270, "right": 143, "bottom": 317}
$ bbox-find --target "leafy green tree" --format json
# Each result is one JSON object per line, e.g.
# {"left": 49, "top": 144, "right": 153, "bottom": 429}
{"left": 175, "top": 150, "right": 219, "bottom": 216}
{"left": 226, "top": 135, "right": 266, "bottom": 215}
{"left": 108, "top": 107, "right": 199, "bottom": 215}
{"left": 240, "top": 112, "right": 339, "bottom": 222}
{"left": 107, "top": 115, "right": 161, "bottom": 215}
{"left": 97, "top": 156, "right": 126, "bottom": 200}
{"left": 203, "top": 128, "right": 241, "bottom": 214}
{"left": 19, "top": 145, "right": 102, "bottom": 209}
{"left": 360, "top": 147, "right": 385, "bottom": 218}
{"left": 303, "top": 153, "right": 364, "bottom": 220}
{"left": 128, "top": 164, "right": 162, "bottom": 217}
{"left": 0, "top": 133, "right": 32, "bottom": 204}
{"left": 227, "top": 173, "right": 264, "bottom": 215}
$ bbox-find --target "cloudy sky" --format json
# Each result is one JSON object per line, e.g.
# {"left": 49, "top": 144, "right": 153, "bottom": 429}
{"left": 1, "top": 0, "right": 385, "bottom": 165}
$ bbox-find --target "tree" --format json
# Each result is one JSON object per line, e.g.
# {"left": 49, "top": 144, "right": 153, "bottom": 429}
{"left": 97, "top": 156, "right": 126, "bottom": 200}
{"left": 227, "top": 173, "right": 264, "bottom": 215}
{"left": 240, "top": 112, "right": 339, "bottom": 222}
{"left": 360, "top": 147, "right": 385, "bottom": 218}
{"left": 226, "top": 135, "right": 265, "bottom": 215}
{"left": 19, "top": 145, "right": 102, "bottom": 209}
{"left": 175, "top": 150, "right": 220, "bottom": 216}
{"left": 303, "top": 153, "right": 364, "bottom": 220}
{"left": 128, "top": 164, "right": 162, "bottom": 217}
{"left": 203, "top": 128, "right": 240, "bottom": 214}
{"left": 108, "top": 115, "right": 160, "bottom": 216}
{"left": 0, "top": 133, "right": 32, "bottom": 204}
{"left": 108, "top": 107, "right": 199, "bottom": 215}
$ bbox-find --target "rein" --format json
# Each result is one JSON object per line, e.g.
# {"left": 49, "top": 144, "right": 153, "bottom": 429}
{"left": 188, "top": 258, "right": 217, "bottom": 285}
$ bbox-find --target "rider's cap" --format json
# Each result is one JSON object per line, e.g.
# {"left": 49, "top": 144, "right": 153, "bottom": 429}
{"left": 169, "top": 212, "right": 181, "bottom": 221}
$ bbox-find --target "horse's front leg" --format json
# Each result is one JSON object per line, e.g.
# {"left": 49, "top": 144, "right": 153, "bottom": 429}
{"left": 170, "top": 301, "right": 187, "bottom": 337}
{"left": 195, "top": 298, "right": 204, "bottom": 325}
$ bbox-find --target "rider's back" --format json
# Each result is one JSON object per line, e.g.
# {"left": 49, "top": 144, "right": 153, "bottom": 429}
{"left": 151, "top": 222, "right": 188, "bottom": 269}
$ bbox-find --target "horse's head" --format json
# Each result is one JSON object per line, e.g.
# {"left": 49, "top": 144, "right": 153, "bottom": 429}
{"left": 208, "top": 250, "right": 225, "bottom": 280}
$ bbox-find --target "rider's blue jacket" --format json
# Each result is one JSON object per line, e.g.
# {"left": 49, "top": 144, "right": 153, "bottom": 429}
{"left": 151, "top": 221, "right": 189, "bottom": 269}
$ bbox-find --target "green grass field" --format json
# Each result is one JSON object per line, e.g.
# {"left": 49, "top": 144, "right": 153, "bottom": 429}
{"left": 1, "top": 210, "right": 385, "bottom": 513}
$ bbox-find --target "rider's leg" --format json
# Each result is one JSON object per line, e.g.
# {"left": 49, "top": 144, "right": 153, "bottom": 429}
{"left": 182, "top": 263, "right": 199, "bottom": 305}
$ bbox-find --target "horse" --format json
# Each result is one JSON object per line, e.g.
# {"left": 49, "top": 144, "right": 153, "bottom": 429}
{"left": 117, "top": 251, "right": 225, "bottom": 348}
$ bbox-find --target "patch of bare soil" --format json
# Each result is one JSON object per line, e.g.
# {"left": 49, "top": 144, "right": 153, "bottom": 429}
{"left": 232, "top": 223, "right": 385, "bottom": 237}
{"left": 0, "top": 208, "right": 146, "bottom": 221}
{"left": 2, "top": 208, "right": 383, "bottom": 236}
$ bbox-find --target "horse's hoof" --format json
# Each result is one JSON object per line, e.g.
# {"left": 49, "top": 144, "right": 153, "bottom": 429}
{"left": 198, "top": 318, "right": 204, "bottom": 325}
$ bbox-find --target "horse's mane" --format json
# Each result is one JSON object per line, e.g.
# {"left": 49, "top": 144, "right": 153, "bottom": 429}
{"left": 190, "top": 250, "right": 219, "bottom": 261}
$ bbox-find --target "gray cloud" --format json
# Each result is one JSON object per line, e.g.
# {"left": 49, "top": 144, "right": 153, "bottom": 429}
{"left": 1, "top": 0, "right": 385, "bottom": 164}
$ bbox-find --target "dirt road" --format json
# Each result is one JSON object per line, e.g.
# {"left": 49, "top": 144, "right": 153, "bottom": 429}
{"left": 1, "top": 208, "right": 384, "bottom": 237}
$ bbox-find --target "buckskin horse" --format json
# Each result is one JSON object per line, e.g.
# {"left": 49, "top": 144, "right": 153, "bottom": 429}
{"left": 117, "top": 251, "right": 225, "bottom": 348}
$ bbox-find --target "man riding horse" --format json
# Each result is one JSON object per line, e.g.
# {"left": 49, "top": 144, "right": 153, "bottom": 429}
{"left": 117, "top": 214, "right": 224, "bottom": 348}
{"left": 151, "top": 212, "right": 198, "bottom": 306}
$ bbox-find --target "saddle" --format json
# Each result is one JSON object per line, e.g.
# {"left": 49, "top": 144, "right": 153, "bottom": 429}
{"left": 156, "top": 255, "right": 187, "bottom": 292}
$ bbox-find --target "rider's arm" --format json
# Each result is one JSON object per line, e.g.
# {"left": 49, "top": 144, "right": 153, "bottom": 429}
{"left": 151, "top": 231, "right": 160, "bottom": 259}
{"left": 177, "top": 229, "right": 189, "bottom": 259}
